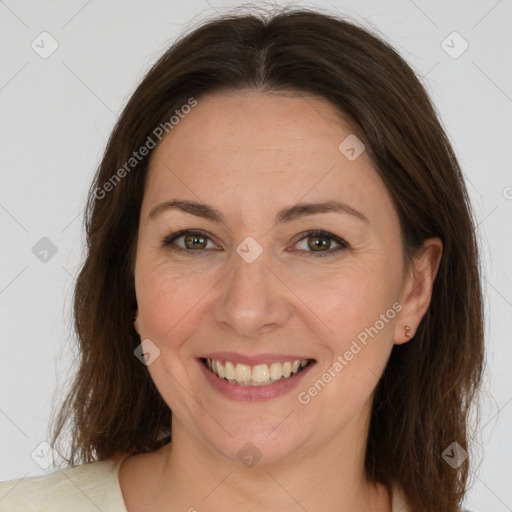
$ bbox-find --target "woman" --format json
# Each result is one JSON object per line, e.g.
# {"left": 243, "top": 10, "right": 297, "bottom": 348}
{"left": 0, "top": 6, "right": 484, "bottom": 512}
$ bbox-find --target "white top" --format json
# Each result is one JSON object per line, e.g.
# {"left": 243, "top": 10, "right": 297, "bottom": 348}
{"left": 0, "top": 456, "right": 410, "bottom": 511}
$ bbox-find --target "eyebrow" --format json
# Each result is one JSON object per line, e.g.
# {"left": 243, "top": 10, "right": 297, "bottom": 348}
{"left": 148, "top": 199, "right": 369, "bottom": 224}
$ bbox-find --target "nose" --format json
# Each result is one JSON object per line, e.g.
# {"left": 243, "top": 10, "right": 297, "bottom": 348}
{"left": 211, "top": 248, "right": 292, "bottom": 338}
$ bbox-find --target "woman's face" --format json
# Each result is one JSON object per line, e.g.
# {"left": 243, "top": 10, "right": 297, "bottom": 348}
{"left": 134, "top": 91, "right": 426, "bottom": 465}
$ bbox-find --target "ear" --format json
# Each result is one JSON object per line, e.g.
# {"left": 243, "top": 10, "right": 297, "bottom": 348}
{"left": 134, "top": 308, "right": 140, "bottom": 335}
{"left": 394, "top": 237, "right": 443, "bottom": 345}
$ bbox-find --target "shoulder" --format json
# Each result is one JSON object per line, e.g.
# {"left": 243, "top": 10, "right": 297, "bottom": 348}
{"left": 392, "top": 485, "right": 410, "bottom": 512}
{"left": 0, "top": 457, "right": 128, "bottom": 512}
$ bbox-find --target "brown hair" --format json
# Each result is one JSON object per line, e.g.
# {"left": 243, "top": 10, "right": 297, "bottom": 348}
{"left": 50, "top": 6, "right": 484, "bottom": 511}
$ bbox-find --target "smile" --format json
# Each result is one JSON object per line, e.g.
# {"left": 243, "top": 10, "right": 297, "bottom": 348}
{"left": 202, "top": 358, "right": 313, "bottom": 386}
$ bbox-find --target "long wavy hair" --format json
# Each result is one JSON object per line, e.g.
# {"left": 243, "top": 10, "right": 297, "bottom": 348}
{"left": 49, "top": 7, "right": 485, "bottom": 511}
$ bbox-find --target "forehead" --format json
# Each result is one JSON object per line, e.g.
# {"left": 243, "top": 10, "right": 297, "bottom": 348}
{"left": 142, "top": 91, "right": 396, "bottom": 229}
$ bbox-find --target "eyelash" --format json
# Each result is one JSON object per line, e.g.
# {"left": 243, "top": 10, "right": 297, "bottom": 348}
{"left": 162, "top": 229, "right": 349, "bottom": 258}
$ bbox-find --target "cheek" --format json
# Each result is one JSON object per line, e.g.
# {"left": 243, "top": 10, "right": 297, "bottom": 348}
{"left": 135, "top": 264, "right": 212, "bottom": 415}
{"left": 296, "top": 261, "right": 397, "bottom": 342}
{"left": 296, "top": 271, "right": 398, "bottom": 428}
{"left": 134, "top": 260, "right": 213, "bottom": 351}
{"left": 292, "top": 259, "right": 400, "bottom": 412}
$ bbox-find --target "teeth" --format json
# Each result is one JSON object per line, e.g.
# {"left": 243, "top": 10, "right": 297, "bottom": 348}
{"left": 235, "top": 363, "right": 251, "bottom": 383}
{"left": 224, "top": 361, "right": 236, "bottom": 380}
{"left": 252, "top": 364, "right": 270, "bottom": 383}
{"left": 269, "top": 362, "right": 282, "bottom": 381}
{"left": 204, "top": 358, "right": 311, "bottom": 386}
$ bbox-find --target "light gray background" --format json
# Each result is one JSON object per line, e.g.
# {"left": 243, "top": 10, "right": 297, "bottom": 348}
{"left": 1, "top": 1, "right": 511, "bottom": 510}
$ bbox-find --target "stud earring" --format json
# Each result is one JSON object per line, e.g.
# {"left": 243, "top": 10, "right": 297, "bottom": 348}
{"left": 404, "top": 325, "right": 412, "bottom": 338}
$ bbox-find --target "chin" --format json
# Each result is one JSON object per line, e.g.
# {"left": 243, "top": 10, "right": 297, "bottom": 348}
{"left": 197, "top": 418, "right": 310, "bottom": 468}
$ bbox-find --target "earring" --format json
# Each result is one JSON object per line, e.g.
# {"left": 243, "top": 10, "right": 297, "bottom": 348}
{"left": 404, "top": 325, "right": 412, "bottom": 338}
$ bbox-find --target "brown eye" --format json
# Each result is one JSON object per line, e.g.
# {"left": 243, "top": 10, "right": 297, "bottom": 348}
{"left": 294, "top": 230, "right": 348, "bottom": 257}
{"left": 163, "top": 230, "right": 218, "bottom": 252}
{"left": 183, "top": 233, "right": 208, "bottom": 250}
{"left": 307, "top": 235, "right": 332, "bottom": 251}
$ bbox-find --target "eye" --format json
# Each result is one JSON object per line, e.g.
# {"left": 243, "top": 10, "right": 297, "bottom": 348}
{"left": 293, "top": 230, "right": 348, "bottom": 257}
{"left": 162, "top": 229, "right": 348, "bottom": 258}
{"left": 163, "top": 230, "right": 219, "bottom": 253}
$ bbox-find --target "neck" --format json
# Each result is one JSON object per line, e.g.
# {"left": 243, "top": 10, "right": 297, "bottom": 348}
{"left": 153, "top": 419, "right": 391, "bottom": 512}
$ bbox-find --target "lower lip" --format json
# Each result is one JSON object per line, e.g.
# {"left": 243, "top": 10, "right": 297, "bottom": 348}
{"left": 197, "top": 359, "right": 315, "bottom": 402}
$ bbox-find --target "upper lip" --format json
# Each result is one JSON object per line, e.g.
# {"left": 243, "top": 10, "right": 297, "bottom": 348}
{"left": 199, "top": 352, "right": 315, "bottom": 366}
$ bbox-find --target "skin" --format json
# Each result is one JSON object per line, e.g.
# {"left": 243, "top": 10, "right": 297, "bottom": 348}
{"left": 120, "top": 90, "right": 442, "bottom": 512}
